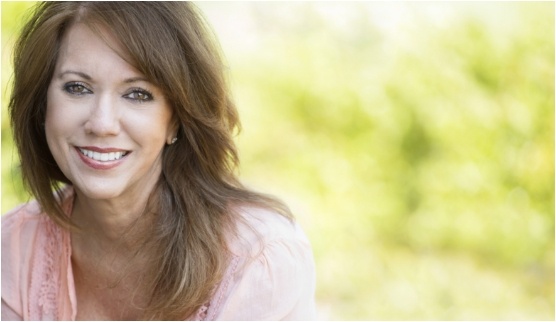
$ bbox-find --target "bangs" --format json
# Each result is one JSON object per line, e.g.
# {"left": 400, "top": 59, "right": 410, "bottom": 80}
{"left": 78, "top": 2, "right": 189, "bottom": 104}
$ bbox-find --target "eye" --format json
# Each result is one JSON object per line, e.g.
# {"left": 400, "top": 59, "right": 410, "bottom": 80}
{"left": 124, "top": 88, "right": 153, "bottom": 102}
{"left": 63, "top": 82, "right": 92, "bottom": 95}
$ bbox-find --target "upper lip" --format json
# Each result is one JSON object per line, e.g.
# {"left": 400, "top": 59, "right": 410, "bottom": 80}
{"left": 77, "top": 146, "right": 130, "bottom": 153}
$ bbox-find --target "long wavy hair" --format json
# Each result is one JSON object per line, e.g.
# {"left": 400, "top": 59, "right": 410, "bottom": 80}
{"left": 9, "top": 2, "right": 292, "bottom": 319}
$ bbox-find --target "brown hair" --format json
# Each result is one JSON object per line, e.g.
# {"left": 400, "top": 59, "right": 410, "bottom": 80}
{"left": 9, "top": 1, "right": 292, "bottom": 319}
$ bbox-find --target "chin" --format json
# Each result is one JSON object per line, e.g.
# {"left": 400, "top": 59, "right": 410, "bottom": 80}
{"left": 72, "top": 181, "right": 127, "bottom": 201}
{"left": 79, "top": 188, "right": 124, "bottom": 201}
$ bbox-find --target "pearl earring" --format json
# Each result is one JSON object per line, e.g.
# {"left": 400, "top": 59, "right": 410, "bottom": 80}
{"left": 170, "top": 137, "right": 178, "bottom": 145}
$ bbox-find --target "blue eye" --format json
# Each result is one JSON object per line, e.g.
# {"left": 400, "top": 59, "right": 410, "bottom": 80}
{"left": 124, "top": 89, "right": 153, "bottom": 102}
{"left": 64, "top": 82, "right": 92, "bottom": 95}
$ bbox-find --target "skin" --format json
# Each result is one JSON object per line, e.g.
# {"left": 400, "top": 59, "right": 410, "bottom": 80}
{"left": 45, "top": 22, "right": 177, "bottom": 319}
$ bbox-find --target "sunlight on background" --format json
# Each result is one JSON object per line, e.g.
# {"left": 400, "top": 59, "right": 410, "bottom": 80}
{"left": 2, "top": 2, "right": 554, "bottom": 320}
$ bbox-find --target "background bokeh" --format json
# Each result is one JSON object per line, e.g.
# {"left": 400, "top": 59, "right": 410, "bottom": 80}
{"left": 2, "top": 2, "right": 554, "bottom": 320}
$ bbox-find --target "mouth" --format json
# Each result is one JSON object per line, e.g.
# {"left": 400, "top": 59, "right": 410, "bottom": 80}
{"left": 77, "top": 147, "right": 130, "bottom": 162}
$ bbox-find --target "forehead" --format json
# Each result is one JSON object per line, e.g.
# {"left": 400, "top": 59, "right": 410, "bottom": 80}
{"left": 60, "top": 23, "right": 115, "bottom": 55}
{"left": 56, "top": 23, "right": 139, "bottom": 75}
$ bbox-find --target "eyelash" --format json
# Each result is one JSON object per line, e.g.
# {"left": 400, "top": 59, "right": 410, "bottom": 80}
{"left": 62, "top": 82, "right": 154, "bottom": 103}
{"left": 124, "top": 88, "right": 154, "bottom": 103}
{"left": 63, "top": 82, "right": 91, "bottom": 95}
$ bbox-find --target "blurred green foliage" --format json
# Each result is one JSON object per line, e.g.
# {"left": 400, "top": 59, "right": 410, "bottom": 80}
{"left": 2, "top": 1, "right": 36, "bottom": 210}
{"left": 2, "top": 2, "right": 554, "bottom": 320}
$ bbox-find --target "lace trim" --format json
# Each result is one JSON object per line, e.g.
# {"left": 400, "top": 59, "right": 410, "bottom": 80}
{"left": 30, "top": 216, "right": 65, "bottom": 320}
{"left": 190, "top": 255, "right": 240, "bottom": 321}
{"left": 194, "top": 303, "right": 209, "bottom": 320}
{"left": 203, "top": 256, "right": 241, "bottom": 320}
{"left": 29, "top": 187, "right": 74, "bottom": 320}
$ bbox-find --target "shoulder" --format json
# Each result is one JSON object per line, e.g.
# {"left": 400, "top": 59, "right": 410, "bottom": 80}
{"left": 1, "top": 187, "right": 74, "bottom": 321}
{"left": 2, "top": 186, "right": 73, "bottom": 249}
{"left": 2, "top": 200, "right": 46, "bottom": 265}
{"left": 2, "top": 186, "right": 74, "bottom": 235}
{"left": 207, "top": 207, "right": 316, "bottom": 320}
{"left": 2, "top": 199, "right": 45, "bottom": 249}
{"left": 227, "top": 206, "right": 311, "bottom": 258}
{"left": 1, "top": 200, "right": 45, "bottom": 320}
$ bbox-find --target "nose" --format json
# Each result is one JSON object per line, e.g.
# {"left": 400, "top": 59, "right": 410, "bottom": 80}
{"left": 84, "top": 94, "right": 121, "bottom": 136}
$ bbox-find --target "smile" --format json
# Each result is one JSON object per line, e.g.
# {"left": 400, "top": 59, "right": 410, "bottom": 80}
{"left": 78, "top": 148, "right": 129, "bottom": 162}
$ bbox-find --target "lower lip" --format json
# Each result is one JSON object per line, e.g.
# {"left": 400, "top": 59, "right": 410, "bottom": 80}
{"left": 75, "top": 147, "right": 128, "bottom": 170}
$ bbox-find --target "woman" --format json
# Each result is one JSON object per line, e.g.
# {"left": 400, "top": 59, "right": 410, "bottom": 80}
{"left": 2, "top": 2, "right": 316, "bottom": 320}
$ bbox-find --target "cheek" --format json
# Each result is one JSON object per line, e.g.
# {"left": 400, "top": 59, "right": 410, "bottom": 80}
{"left": 132, "top": 105, "right": 175, "bottom": 145}
{"left": 45, "top": 88, "right": 58, "bottom": 142}
{"left": 44, "top": 87, "right": 74, "bottom": 155}
{"left": 45, "top": 88, "right": 64, "bottom": 144}
{"left": 150, "top": 96, "right": 176, "bottom": 138}
{"left": 164, "top": 115, "right": 177, "bottom": 140}
{"left": 162, "top": 105, "right": 178, "bottom": 139}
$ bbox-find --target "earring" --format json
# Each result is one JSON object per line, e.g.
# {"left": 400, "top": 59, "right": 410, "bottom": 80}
{"left": 170, "top": 137, "right": 178, "bottom": 145}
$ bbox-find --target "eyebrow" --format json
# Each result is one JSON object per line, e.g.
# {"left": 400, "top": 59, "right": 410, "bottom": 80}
{"left": 58, "top": 70, "right": 91, "bottom": 80}
{"left": 57, "top": 70, "right": 150, "bottom": 84}
{"left": 123, "top": 76, "right": 150, "bottom": 84}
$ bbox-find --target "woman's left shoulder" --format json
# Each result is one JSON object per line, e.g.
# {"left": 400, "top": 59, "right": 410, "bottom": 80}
{"left": 207, "top": 207, "right": 317, "bottom": 320}
{"left": 229, "top": 206, "right": 312, "bottom": 258}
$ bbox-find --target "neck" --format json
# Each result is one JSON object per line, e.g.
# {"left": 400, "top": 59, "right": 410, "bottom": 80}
{"left": 71, "top": 188, "right": 157, "bottom": 251}
{"left": 69, "top": 188, "right": 160, "bottom": 320}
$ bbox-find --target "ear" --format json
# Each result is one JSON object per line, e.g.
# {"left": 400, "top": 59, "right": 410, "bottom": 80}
{"left": 166, "top": 118, "right": 180, "bottom": 145}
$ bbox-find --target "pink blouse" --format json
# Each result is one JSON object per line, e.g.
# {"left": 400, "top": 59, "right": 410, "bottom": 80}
{"left": 1, "top": 188, "right": 316, "bottom": 320}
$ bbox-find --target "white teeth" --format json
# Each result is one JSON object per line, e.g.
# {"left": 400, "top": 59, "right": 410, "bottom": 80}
{"left": 79, "top": 148, "right": 127, "bottom": 162}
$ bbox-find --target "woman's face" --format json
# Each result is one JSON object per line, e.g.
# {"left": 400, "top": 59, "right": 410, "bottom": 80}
{"left": 45, "top": 23, "right": 176, "bottom": 202}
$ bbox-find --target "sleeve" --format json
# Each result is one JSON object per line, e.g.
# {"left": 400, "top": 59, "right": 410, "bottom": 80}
{"left": 2, "top": 205, "right": 29, "bottom": 321}
{"left": 211, "top": 226, "right": 317, "bottom": 320}
{"left": 2, "top": 299, "right": 22, "bottom": 321}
